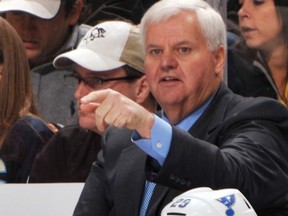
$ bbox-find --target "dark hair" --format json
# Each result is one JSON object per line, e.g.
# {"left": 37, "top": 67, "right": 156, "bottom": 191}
{"left": 274, "top": 1, "right": 288, "bottom": 43}
{"left": 62, "top": 0, "right": 77, "bottom": 12}
{"left": 274, "top": 0, "right": 288, "bottom": 7}
{"left": 122, "top": 65, "right": 144, "bottom": 82}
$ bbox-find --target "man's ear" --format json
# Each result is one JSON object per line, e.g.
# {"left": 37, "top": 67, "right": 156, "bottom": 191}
{"left": 134, "top": 76, "right": 151, "bottom": 105}
{"left": 214, "top": 45, "right": 225, "bottom": 77}
{"left": 68, "top": 0, "right": 84, "bottom": 25}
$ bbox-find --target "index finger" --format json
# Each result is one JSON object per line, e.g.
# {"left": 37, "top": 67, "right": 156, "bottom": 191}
{"left": 80, "top": 89, "right": 110, "bottom": 104}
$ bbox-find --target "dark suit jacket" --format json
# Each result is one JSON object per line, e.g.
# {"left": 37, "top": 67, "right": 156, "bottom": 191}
{"left": 73, "top": 84, "right": 288, "bottom": 216}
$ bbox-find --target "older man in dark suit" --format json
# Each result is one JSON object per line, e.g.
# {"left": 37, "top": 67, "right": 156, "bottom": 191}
{"left": 73, "top": 0, "right": 288, "bottom": 215}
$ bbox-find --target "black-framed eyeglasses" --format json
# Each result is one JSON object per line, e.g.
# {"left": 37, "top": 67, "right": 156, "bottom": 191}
{"left": 64, "top": 73, "right": 140, "bottom": 88}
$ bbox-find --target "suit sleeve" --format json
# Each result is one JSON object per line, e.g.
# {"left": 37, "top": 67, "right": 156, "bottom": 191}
{"left": 145, "top": 116, "right": 288, "bottom": 209}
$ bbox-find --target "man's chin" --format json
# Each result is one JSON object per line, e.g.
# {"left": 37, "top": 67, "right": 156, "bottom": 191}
{"left": 25, "top": 49, "right": 40, "bottom": 58}
{"left": 27, "top": 51, "right": 43, "bottom": 66}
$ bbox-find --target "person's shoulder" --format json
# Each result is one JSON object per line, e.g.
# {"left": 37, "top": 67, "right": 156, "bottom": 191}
{"left": 227, "top": 92, "right": 288, "bottom": 122}
{"left": 13, "top": 115, "right": 51, "bottom": 132}
{"left": 210, "top": 87, "right": 288, "bottom": 137}
{"left": 243, "top": 96, "right": 287, "bottom": 114}
{"left": 214, "top": 84, "right": 288, "bottom": 120}
{"left": 16, "top": 116, "right": 54, "bottom": 141}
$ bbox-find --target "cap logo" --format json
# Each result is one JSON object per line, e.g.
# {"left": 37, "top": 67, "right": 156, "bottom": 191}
{"left": 217, "top": 194, "right": 235, "bottom": 216}
{"left": 84, "top": 27, "right": 106, "bottom": 44}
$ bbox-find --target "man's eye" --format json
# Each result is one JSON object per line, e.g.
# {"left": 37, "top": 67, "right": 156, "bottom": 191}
{"left": 178, "top": 47, "right": 191, "bottom": 54}
{"left": 151, "top": 49, "right": 161, "bottom": 55}
{"left": 92, "top": 77, "right": 102, "bottom": 85}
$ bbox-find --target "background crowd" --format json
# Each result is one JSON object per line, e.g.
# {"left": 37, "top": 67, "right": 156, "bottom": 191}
{"left": 0, "top": 0, "right": 287, "bottom": 216}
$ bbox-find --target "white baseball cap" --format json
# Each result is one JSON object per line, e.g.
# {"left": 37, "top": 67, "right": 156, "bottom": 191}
{"left": 161, "top": 187, "right": 258, "bottom": 216}
{"left": 53, "top": 21, "right": 144, "bottom": 73}
{"left": 0, "top": 0, "right": 61, "bottom": 19}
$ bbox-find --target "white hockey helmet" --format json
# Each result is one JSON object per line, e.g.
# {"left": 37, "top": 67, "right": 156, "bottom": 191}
{"left": 161, "top": 187, "right": 257, "bottom": 216}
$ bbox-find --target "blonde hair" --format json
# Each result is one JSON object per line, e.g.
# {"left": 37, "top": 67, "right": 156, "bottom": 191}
{"left": 0, "top": 17, "right": 38, "bottom": 146}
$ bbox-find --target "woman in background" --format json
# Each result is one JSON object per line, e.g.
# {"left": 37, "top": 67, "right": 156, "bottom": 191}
{"left": 228, "top": 0, "right": 288, "bottom": 107}
{"left": 0, "top": 17, "right": 54, "bottom": 183}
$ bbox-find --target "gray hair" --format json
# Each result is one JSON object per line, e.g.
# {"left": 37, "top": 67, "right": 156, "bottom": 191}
{"left": 140, "top": 0, "right": 227, "bottom": 51}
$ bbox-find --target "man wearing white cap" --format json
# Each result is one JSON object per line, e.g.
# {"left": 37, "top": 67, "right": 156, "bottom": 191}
{"left": 0, "top": 0, "right": 90, "bottom": 126}
{"left": 29, "top": 21, "right": 157, "bottom": 183}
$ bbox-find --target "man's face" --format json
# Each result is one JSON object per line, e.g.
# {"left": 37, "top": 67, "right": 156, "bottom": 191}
{"left": 73, "top": 65, "right": 140, "bottom": 132}
{"left": 144, "top": 11, "right": 224, "bottom": 124}
{"left": 5, "top": 7, "right": 76, "bottom": 67}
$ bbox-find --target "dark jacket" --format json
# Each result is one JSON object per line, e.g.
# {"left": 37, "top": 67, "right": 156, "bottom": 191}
{"left": 29, "top": 126, "right": 101, "bottom": 183}
{"left": 73, "top": 84, "right": 288, "bottom": 216}
{"left": 228, "top": 41, "right": 278, "bottom": 100}
{"left": 0, "top": 115, "right": 54, "bottom": 183}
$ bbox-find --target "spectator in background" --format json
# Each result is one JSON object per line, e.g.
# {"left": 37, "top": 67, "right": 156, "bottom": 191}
{"left": 0, "top": 0, "right": 90, "bottom": 126}
{"left": 29, "top": 21, "right": 157, "bottom": 183}
{"left": 228, "top": 0, "right": 288, "bottom": 107}
{"left": 82, "top": 0, "right": 158, "bottom": 25}
{"left": 73, "top": 0, "right": 288, "bottom": 215}
{"left": 0, "top": 17, "right": 54, "bottom": 183}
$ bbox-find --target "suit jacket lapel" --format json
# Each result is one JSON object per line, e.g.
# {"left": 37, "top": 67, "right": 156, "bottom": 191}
{"left": 189, "top": 83, "right": 233, "bottom": 140}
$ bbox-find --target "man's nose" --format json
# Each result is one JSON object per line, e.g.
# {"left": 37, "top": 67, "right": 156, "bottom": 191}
{"left": 160, "top": 53, "right": 178, "bottom": 72}
{"left": 74, "top": 82, "right": 88, "bottom": 100}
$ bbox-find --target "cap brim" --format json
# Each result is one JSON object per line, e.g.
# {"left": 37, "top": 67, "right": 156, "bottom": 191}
{"left": 0, "top": 0, "right": 61, "bottom": 19}
{"left": 53, "top": 48, "right": 125, "bottom": 72}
